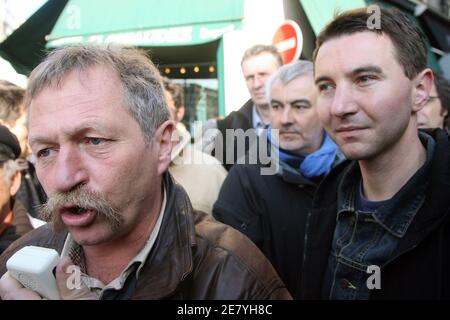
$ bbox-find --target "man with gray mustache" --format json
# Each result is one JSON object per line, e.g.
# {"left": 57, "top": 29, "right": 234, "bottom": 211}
{"left": 0, "top": 45, "right": 291, "bottom": 300}
{"left": 39, "top": 186, "right": 122, "bottom": 234}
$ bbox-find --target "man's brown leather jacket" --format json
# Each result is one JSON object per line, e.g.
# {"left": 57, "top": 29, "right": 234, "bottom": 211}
{"left": 0, "top": 173, "right": 291, "bottom": 300}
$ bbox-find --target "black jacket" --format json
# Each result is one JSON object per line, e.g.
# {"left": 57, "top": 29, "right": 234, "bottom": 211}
{"left": 213, "top": 157, "right": 319, "bottom": 299}
{"left": 0, "top": 226, "right": 18, "bottom": 255}
{"left": 0, "top": 200, "right": 33, "bottom": 255}
{"left": 216, "top": 100, "right": 254, "bottom": 171}
{"left": 217, "top": 99, "right": 254, "bottom": 134}
{"left": 301, "top": 129, "right": 450, "bottom": 299}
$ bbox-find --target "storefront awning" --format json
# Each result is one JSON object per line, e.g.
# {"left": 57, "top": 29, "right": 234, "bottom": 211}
{"left": 299, "top": 0, "right": 366, "bottom": 35}
{"left": 46, "top": 0, "right": 244, "bottom": 48}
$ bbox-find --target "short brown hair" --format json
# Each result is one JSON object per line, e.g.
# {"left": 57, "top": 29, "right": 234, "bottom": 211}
{"left": 162, "top": 77, "right": 184, "bottom": 110}
{"left": 313, "top": 6, "right": 428, "bottom": 80}
{"left": 0, "top": 80, "right": 26, "bottom": 126}
{"left": 241, "top": 44, "right": 283, "bottom": 67}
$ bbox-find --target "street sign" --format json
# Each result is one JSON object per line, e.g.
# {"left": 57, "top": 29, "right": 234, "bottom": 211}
{"left": 272, "top": 20, "right": 303, "bottom": 64}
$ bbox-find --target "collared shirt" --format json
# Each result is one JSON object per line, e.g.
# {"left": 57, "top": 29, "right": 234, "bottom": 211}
{"left": 252, "top": 105, "right": 269, "bottom": 136}
{"left": 60, "top": 188, "right": 167, "bottom": 299}
{"left": 322, "top": 132, "right": 436, "bottom": 300}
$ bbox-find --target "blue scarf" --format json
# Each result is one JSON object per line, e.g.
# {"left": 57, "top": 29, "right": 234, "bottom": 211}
{"left": 269, "top": 128, "right": 338, "bottom": 178}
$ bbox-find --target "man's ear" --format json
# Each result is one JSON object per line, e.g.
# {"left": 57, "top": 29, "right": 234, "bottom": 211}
{"left": 412, "top": 68, "right": 433, "bottom": 113}
{"left": 10, "top": 171, "right": 21, "bottom": 196}
{"left": 153, "top": 120, "right": 176, "bottom": 175}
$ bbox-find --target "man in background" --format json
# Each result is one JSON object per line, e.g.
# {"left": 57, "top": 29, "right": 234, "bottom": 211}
{"left": 0, "top": 80, "right": 46, "bottom": 218}
{"left": 0, "top": 125, "right": 33, "bottom": 254}
{"left": 208, "top": 45, "right": 283, "bottom": 170}
{"left": 417, "top": 72, "right": 450, "bottom": 130}
{"left": 163, "top": 77, "right": 227, "bottom": 214}
{"left": 213, "top": 60, "right": 343, "bottom": 298}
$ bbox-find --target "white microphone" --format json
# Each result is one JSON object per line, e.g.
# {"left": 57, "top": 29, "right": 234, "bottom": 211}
{"left": 6, "top": 246, "right": 60, "bottom": 300}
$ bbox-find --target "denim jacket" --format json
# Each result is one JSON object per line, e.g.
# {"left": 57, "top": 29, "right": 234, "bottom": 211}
{"left": 322, "top": 133, "right": 435, "bottom": 299}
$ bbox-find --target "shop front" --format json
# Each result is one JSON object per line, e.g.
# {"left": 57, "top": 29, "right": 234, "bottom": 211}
{"left": 43, "top": 0, "right": 244, "bottom": 130}
{"left": 1, "top": 0, "right": 449, "bottom": 127}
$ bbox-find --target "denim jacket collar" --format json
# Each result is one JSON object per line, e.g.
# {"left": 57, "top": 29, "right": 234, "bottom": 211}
{"left": 337, "top": 132, "right": 436, "bottom": 238}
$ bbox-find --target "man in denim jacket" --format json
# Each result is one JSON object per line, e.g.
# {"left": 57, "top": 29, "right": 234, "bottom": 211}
{"left": 301, "top": 6, "right": 450, "bottom": 299}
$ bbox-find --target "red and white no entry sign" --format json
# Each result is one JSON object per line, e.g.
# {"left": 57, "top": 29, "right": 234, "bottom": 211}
{"left": 272, "top": 20, "right": 303, "bottom": 64}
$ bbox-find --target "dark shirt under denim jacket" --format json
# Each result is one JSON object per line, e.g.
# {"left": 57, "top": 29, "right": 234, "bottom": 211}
{"left": 322, "top": 132, "right": 435, "bottom": 300}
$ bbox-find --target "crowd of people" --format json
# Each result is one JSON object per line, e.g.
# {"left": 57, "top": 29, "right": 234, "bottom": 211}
{"left": 0, "top": 5, "right": 449, "bottom": 300}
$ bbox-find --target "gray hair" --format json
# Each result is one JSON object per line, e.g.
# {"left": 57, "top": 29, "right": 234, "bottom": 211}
{"left": 25, "top": 44, "right": 170, "bottom": 142}
{"left": 1, "top": 159, "right": 19, "bottom": 186}
{"left": 265, "top": 60, "right": 314, "bottom": 102}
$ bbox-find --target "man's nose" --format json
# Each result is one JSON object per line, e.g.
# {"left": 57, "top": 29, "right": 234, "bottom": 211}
{"left": 53, "top": 146, "right": 88, "bottom": 193}
{"left": 330, "top": 85, "right": 358, "bottom": 117}
{"left": 280, "top": 106, "right": 293, "bottom": 125}
{"left": 253, "top": 74, "right": 264, "bottom": 88}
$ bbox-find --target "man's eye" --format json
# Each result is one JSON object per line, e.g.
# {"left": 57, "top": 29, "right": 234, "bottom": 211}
{"left": 37, "top": 149, "right": 51, "bottom": 158}
{"left": 318, "top": 83, "right": 334, "bottom": 93}
{"left": 293, "top": 104, "right": 309, "bottom": 109}
{"left": 86, "top": 137, "right": 104, "bottom": 145}
{"left": 357, "top": 75, "right": 377, "bottom": 85}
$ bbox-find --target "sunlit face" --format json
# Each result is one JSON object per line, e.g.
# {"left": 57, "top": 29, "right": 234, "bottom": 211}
{"left": 28, "top": 65, "right": 170, "bottom": 246}
{"left": 315, "top": 32, "right": 423, "bottom": 161}
{"left": 417, "top": 82, "right": 447, "bottom": 129}
{"left": 165, "top": 90, "right": 177, "bottom": 122}
{"left": 270, "top": 74, "right": 323, "bottom": 155}
{"left": 242, "top": 52, "right": 280, "bottom": 106}
{"left": 0, "top": 167, "right": 12, "bottom": 214}
{"left": 0, "top": 161, "right": 20, "bottom": 221}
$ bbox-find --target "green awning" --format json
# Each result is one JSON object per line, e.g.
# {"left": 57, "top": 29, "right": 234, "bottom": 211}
{"left": 47, "top": 0, "right": 243, "bottom": 47}
{"left": 299, "top": 0, "right": 367, "bottom": 35}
